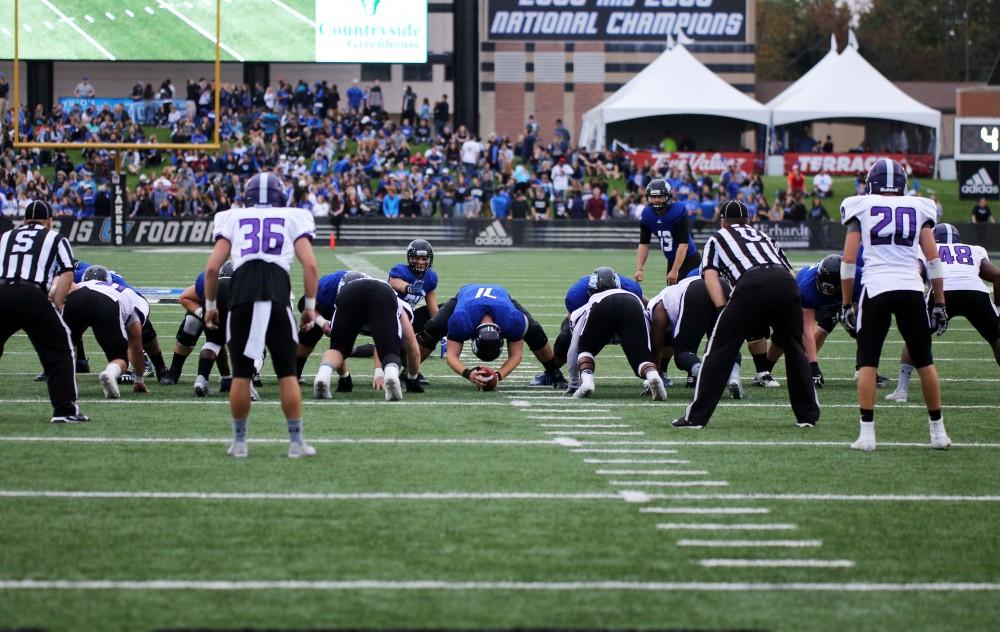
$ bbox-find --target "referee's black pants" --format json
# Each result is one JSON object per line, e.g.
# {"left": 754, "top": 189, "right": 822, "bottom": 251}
{"left": 0, "top": 284, "right": 79, "bottom": 418}
{"left": 685, "top": 266, "right": 819, "bottom": 426}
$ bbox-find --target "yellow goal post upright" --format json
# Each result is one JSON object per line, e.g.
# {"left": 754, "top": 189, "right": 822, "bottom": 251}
{"left": 12, "top": 0, "right": 223, "bottom": 246}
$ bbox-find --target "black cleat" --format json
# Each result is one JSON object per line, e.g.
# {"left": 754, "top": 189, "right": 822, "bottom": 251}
{"left": 876, "top": 373, "right": 888, "bottom": 388}
{"left": 796, "top": 420, "right": 817, "bottom": 428}
{"left": 336, "top": 375, "right": 354, "bottom": 393}
{"left": 547, "top": 369, "right": 569, "bottom": 390}
{"left": 158, "top": 374, "right": 177, "bottom": 386}
{"left": 686, "top": 373, "right": 696, "bottom": 388}
{"left": 76, "top": 359, "right": 91, "bottom": 374}
{"left": 252, "top": 373, "right": 263, "bottom": 388}
{"left": 403, "top": 376, "right": 425, "bottom": 393}
{"left": 34, "top": 371, "right": 48, "bottom": 382}
{"left": 219, "top": 376, "right": 232, "bottom": 393}
{"left": 117, "top": 372, "right": 136, "bottom": 385}
{"left": 51, "top": 414, "right": 90, "bottom": 424}
{"left": 350, "top": 343, "right": 375, "bottom": 358}
{"left": 416, "top": 372, "right": 429, "bottom": 386}
{"left": 671, "top": 417, "right": 707, "bottom": 429}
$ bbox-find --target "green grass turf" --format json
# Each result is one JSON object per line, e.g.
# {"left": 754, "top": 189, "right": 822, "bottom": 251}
{"left": 0, "top": 246, "right": 998, "bottom": 630}
{"left": 0, "top": 0, "right": 314, "bottom": 61}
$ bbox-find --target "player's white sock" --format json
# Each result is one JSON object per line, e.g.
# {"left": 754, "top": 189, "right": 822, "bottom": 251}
{"left": 896, "top": 363, "right": 914, "bottom": 393}
{"left": 104, "top": 363, "right": 122, "bottom": 380}
{"left": 728, "top": 362, "right": 740, "bottom": 382}
{"left": 384, "top": 363, "right": 400, "bottom": 382}
{"left": 691, "top": 362, "right": 702, "bottom": 378}
{"left": 581, "top": 369, "right": 595, "bottom": 391}
{"left": 857, "top": 420, "right": 875, "bottom": 440}
{"left": 315, "top": 363, "right": 333, "bottom": 385}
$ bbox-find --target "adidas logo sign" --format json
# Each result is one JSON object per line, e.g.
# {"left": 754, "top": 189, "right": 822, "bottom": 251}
{"left": 475, "top": 220, "right": 513, "bottom": 246}
{"left": 961, "top": 168, "right": 1000, "bottom": 196}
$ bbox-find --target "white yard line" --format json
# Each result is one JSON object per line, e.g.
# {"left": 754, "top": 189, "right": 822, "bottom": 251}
{"left": 678, "top": 539, "right": 821, "bottom": 548}
{"left": 644, "top": 493, "right": 1000, "bottom": 503}
{"left": 268, "top": 0, "right": 315, "bottom": 26}
{"left": 528, "top": 416, "right": 624, "bottom": 421}
{"left": 609, "top": 481, "right": 730, "bottom": 487}
{"left": 573, "top": 449, "right": 679, "bottom": 454}
{"left": 39, "top": 0, "right": 116, "bottom": 59}
{"left": 596, "top": 469, "right": 709, "bottom": 476}
{"left": 543, "top": 431, "right": 645, "bottom": 436}
{"left": 537, "top": 424, "right": 632, "bottom": 429}
{"left": 658, "top": 523, "right": 798, "bottom": 531}
{"left": 583, "top": 459, "right": 690, "bottom": 464}
{"left": 1, "top": 579, "right": 998, "bottom": 592}
{"left": 641, "top": 507, "right": 769, "bottom": 515}
{"left": 155, "top": 0, "right": 245, "bottom": 61}
{"left": 699, "top": 559, "right": 854, "bottom": 568}
{"left": 0, "top": 436, "right": 562, "bottom": 447}
{"left": 0, "top": 490, "right": 629, "bottom": 501}
{"left": 334, "top": 253, "right": 388, "bottom": 278}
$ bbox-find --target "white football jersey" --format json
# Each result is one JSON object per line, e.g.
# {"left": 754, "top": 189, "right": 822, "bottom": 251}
{"left": 841, "top": 194, "right": 937, "bottom": 297}
{"left": 212, "top": 206, "right": 315, "bottom": 272}
{"left": 80, "top": 280, "right": 150, "bottom": 329}
{"left": 647, "top": 276, "right": 698, "bottom": 326}
{"left": 925, "top": 243, "right": 991, "bottom": 293}
{"left": 569, "top": 288, "right": 644, "bottom": 332}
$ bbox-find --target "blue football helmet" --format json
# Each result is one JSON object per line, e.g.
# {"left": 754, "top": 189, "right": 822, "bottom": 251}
{"left": 243, "top": 172, "right": 286, "bottom": 207}
{"left": 471, "top": 323, "right": 503, "bottom": 362}
{"left": 588, "top": 267, "right": 621, "bottom": 295}
{"left": 934, "top": 223, "right": 960, "bottom": 244}
{"left": 865, "top": 158, "right": 907, "bottom": 195}
{"left": 219, "top": 261, "right": 235, "bottom": 278}
{"left": 337, "top": 271, "right": 371, "bottom": 293}
{"left": 82, "top": 265, "right": 111, "bottom": 282}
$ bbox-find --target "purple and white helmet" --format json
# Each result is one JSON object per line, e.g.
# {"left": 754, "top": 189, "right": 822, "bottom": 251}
{"left": 244, "top": 172, "right": 286, "bottom": 207}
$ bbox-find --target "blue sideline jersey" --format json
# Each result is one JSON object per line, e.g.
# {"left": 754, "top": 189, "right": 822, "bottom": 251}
{"left": 316, "top": 271, "right": 349, "bottom": 312}
{"left": 388, "top": 263, "right": 439, "bottom": 308}
{"left": 447, "top": 284, "right": 529, "bottom": 343}
{"left": 74, "top": 261, "right": 133, "bottom": 290}
{"left": 639, "top": 202, "right": 698, "bottom": 265}
{"left": 564, "top": 275, "right": 644, "bottom": 313}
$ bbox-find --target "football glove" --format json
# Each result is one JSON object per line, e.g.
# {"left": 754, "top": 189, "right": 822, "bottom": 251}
{"left": 930, "top": 303, "right": 949, "bottom": 336}
{"left": 811, "top": 363, "right": 824, "bottom": 389}
{"left": 409, "top": 280, "right": 425, "bottom": 297}
{"left": 839, "top": 304, "right": 857, "bottom": 337}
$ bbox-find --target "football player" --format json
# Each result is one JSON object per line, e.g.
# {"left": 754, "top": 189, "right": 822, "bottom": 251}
{"left": 415, "top": 283, "right": 567, "bottom": 388}
{"left": 647, "top": 275, "right": 744, "bottom": 399}
{"left": 312, "top": 272, "right": 422, "bottom": 401}
{"left": 386, "top": 239, "right": 438, "bottom": 384}
{"left": 840, "top": 158, "right": 950, "bottom": 451}
{"left": 885, "top": 223, "right": 1000, "bottom": 402}
{"left": 204, "top": 172, "right": 319, "bottom": 459}
{"left": 635, "top": 178, "right": 700, "bottom": 285}
{"left": 295, "top": 269, "right": 354, "bottom": 392}
{"left": 568, "top": 267, "right": 667, "bottom": 400}
{"left": 544, "top": 269, "right": 646, "bottom": 391}
{"left": 61, "top": 265, "right": 151, "bottom": 399}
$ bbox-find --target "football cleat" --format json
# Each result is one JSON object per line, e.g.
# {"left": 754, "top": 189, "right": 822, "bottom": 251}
{"left": 796, "top": 420, "right": 817, "bottom": 428}
{"left": 219, "top": 376, "right": 232, "bottom": 393}
{"left": 565, "top": 381, "right": 580, "bottom": 396}
{"left": 647, "top": 373, "right": 668, "bottom": 401}
{"left": 288, "top": 442, "right": 317, "bottom": 458}
{"left": 416, "top": 372, "right": 429, "bottom": 386}
{"left": 159, "top": 374, "right": 177, "bottom": 386}
{"left": 403, "top": 376, "right": 424, "bottom": 393}
{"left": 76, "top": 359, "right": 91, "bottom": 374}
{"left": 572, "top": 383, "right": 594, "bottom": 399}
{"left": 99, "top": 370, "right": 121, "bottom": 399}
{"left": 685, "top": 373, "right": 696, "bottom": 388}
{"left": 249, "top": 384, "right": 260, "bottom": 402}
{"left": 671, "top": 417, "right": 706, "bottom": 429}
{"left": 885, "top": 390, "right": 908, "bottom": 403}
{"left": 117, "top": 372, "right": 136, "bottom": 385}
{"left": 336, "top": 375, "right": 354, "bottom": 392}
{"left": 384, "top": 373, "right": 403, "bottom": 402}
{"left": 929, "top": 420, "right": 951, "bottom": 450}
{"left": 728, "top": 380, "right": 745, "bottom": 400}
{"left": 661, "top": 374, "right": 673, "bottom": 388}
{"left": 851, "top": 437, "right": 877, "bottom": 452}
{"left": 530, "top": 372, "right": 554, "bottom": 387}
{"left": 143, "top": 358, "right": 155, "bottom": 378}
{"left": 349, "top": 343, "right": 376, "bottom": 358}
{"left": 547, "top": 369, "right": 569, "bottom": 390}
{"left": 252, "top": 372, "right": 263, "bottom": 388}
{"left": 194, "top": 375, "right": 209, "bottom": 398}
{"left": 876, "top": 374, "right": 889, "bottom": 388}
{"left": 751, "top": 372, "right": 780, "bottom": 388}
{"left": 51, "top": 414, "right": 90, "bottom": 424}
{"left": 227, "top": 441, "right": 248, "bottom": 458}
{"left": 313, "top": 378, "right": 332, "bottom": 400}
{"left": 33, "top": 371, "right": 48, "bottom": 382}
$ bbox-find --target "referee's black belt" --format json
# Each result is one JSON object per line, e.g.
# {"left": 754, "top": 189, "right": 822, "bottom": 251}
{"left": 2, "top": 278, "right": 47, "bottom": 292}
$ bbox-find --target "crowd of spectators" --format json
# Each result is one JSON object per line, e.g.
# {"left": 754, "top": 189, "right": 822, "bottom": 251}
{"left": 0, "top": 75, "right": 953, "bottom": 232}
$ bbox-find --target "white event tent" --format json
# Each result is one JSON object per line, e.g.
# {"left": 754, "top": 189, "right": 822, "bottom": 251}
{"left": 579, "top": 43, "right": 770, "bottom": 151}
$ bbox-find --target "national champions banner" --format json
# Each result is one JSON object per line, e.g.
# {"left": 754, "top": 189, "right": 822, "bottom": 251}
{"left": 487, "top": 0, "right": 747, "bottom": 42}
{"left": 785, "top": 153, "right": 935, "bottom": 177}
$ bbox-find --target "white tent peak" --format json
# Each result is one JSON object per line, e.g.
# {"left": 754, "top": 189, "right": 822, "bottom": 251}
{"left": 579, "top": 44, "right": 768, "bottom": 150}
{"left": 848, "top": 29, "right": 859, "bottom": 50}
{"left": 830, "top": 33, "right": 838, "bottom": 52}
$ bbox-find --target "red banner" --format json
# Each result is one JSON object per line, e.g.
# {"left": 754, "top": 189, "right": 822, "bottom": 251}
{"left": 651, "top": 152, "right": 762, "bottom": 174}
{"left": 785, "top": 153, "right": 935, "bottom": 177}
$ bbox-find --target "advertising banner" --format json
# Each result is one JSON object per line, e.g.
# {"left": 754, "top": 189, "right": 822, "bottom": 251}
{"left": 652, "top": 152, "right": 761, "bottom": 174}
{"left": 316, "top": 0, "right": 428, "bottom": 63}
{"left": 487, "top": 0, "right": 747, "bottom": 42}
{"left": 784, "top": 153, "right": 935, "bottom": 177}
{"left": 957, "top": 161, "right": 1000, "bottom": 200}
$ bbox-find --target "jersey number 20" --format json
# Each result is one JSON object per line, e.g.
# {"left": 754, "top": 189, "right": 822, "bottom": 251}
{"left": 870, "top": 206, "right": 917, "bottom": 246}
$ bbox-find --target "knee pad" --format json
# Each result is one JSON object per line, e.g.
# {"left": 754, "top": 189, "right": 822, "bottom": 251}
{"left": 201, "top": 342, "right": 222, "bottom": 356}
{"left": 416, "top": 329, "right": 439, "bottom": 351}
{"left": 176, "top": 314, "right": 203, "bottom": 347}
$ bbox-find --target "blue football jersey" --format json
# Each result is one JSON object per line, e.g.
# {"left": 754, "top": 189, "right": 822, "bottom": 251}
{"left": 797, "top": 256, "right": 864, "bottom": 309}
{"left": 194, "top": 272, "right": 206, "bottom": 301}
{"left": 74, "top": 261, "right": 132, "bottom": 290}
{"left": 447, "top": 284, "right": 528, "bottom": 342}
{"left": 640, "top": 202, "right": 698, "bottom": 264}
{"left": 316, "top": 270, "right": 348, "bottom": 312}
{"left": 564, "top": 275, "right": 643, "bottom": 313}
{"left": 388, "top": 263, "right": 439, "bottom": 307}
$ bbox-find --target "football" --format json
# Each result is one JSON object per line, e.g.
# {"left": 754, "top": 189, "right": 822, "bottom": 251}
{"left": 477, "top": 366, "right": 499, "bottom": 391}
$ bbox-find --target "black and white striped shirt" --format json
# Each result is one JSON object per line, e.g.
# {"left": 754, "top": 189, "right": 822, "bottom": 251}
{"left": 701, "top": 223, "right": 792, "bottom": 285}
{"left": 0, "top": 223, "right": 76, "bottom": 291}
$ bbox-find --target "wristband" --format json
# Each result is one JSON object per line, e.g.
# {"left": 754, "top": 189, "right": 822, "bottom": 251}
{"left": 374, "top": 367, "right": 384, "bottom": 379}
{"left": 304, "top": 296, "right": 317, "bottom": 310}
{"left": 193, "top": 306, "right": 204, "bottom": 319}
{"left": 315, "top": 315, "right": 328, "bottom": 328}
{"left": 926, "top": 258, "right": 944, "bottom": 280}
{"left": 134, "top": 374, "right": 144, "bottom": 385}
{"left": 840, "top": 262, "right": 856, "bottom": 280}
{"left": 462, "top": 368, "right": 473, "bottom": 379}
{"left": 205, "top": 299, "right": 217, "bottom": 311}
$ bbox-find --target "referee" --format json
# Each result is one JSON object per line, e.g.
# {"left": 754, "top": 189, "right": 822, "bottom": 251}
{"left": 0, "top": 200, "right": 87, "bottom": 423}
{"left": 672, "top": 200, "right": 818, "bottom": 429}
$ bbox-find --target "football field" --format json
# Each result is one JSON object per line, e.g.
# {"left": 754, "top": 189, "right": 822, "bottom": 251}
{"left": 1, "top": 245, "right": 999, "bottom": 631}
{"left": 0, "top": 0, "right": 315, "bottom": 61}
